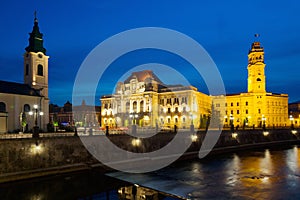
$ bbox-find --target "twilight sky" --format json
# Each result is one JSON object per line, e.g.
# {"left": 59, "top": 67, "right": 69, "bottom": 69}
{"left": 0, "top": 0, "right": 299, "bottom": 105}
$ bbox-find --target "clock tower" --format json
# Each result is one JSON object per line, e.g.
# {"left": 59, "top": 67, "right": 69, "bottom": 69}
{"left": 247, "top": 36, "right": 266, "bottom": 93}
{"left": 24, "top": 13, "right": 49, "bottom": 99}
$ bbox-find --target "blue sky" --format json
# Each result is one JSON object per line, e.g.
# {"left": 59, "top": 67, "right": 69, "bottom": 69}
{"left": 0, "top": 0, "right": 299, "bottom": 105}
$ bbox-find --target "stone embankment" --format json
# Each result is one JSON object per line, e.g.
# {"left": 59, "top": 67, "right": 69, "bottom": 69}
{"left": 0, "top": 128, "right": 299, "bottom": 183}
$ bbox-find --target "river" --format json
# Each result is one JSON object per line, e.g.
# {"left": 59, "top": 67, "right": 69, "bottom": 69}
{"left": 1, "top": 145, "right": 300, "bottom": 199}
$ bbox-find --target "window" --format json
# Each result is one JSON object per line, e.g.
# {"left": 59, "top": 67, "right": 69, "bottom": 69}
{"left": 237, "top": 102, "right": 239, "bottom": 106}
{"left": 246, "top": 109, "right": 248, "bottom": 114}
{"left": 246, "top": 101, "right": 248, "bottom": 106}
{"left": 175, "top": 118, "right": 178, "bottom": 123}
{"left": 125, "top": 102, "right": 130, "bottom": 113}
{"left": 231, "top": 102, "right": 233, "bottom": 106}
{"left": 133, "top": 101, "right": 137, "bottom": 112}
{"left": 167, "top": 118, "right": 170, "bottom": 123}
{"left": 24, "top": 104, "right": 30, "bottom": 112}
{"left": 0, "top": 102, "right": 6, "bottom": 112}
{"left": 183, "top": 117, "right": 186, "bottom": 122}
{"left": 167, "top": 108, "right": 171, "bottom": 113}
{"left": 216, "top": 103, "right": 220, "bottom": 107}
{"left": 237, "top": 110, "right": 239, "bottom": 114}
{"left": 37, "top": 64, "right": 43, "bottom": 76}
{"left": 140, "top": 101, "right": 144, "bottom": 112}
{"left": 231, "top": 110, "right": 233, "bottom": 114}
{"left": 256, "top": 78, "right": 261, "bottom": 81}
{"left": 175, "top": 107, "right": 179, "bottom": 113}
{"left": 258, "top": 109, "right": 261, "bottom": 114}
{"left": 25, "top": 64, "right": 29, "bottom": 75}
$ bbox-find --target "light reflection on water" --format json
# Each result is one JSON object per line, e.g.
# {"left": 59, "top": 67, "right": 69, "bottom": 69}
{"left": 1, "top": 145, "right": 300, "bottom": 200}
{"left": 110, "top": 145, "right": 300, "bottom": 200}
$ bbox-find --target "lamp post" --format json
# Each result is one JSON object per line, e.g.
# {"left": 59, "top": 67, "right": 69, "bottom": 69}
{"left": 29, "top": 104, "right": 43, "bottom": 138}
{"left": 230, "top": 114, "right": 234, "bottom": 133}
{"left": 224, "top": 115, "right": 228, "bottom": 128}
{"left": 262, "top": 115, "right": 266, "bottom": 131}
{"left": 130, "top": 113, "right": 139, "bottom": 136}
{"left": 290, "top": 115, "right": 295, "bottom": 130}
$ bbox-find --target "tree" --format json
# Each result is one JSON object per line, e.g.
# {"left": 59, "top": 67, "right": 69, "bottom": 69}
{"left": 20, "top": 112, "right": 27, "bottom": 133}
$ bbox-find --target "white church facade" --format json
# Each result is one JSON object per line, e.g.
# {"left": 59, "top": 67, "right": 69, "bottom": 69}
{"left": 0, "top": 15, "right": 49, "bottom": 133}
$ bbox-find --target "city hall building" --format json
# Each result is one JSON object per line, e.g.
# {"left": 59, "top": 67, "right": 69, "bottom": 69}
{"left": 213, "top": 40, "right": 288, "bottom": 128}
{"left": 101, "top": 70, "right": 212, "bottom": 129}
{"left": 101, "top": 39, "right": 289, "bottom": 130}
{"left": 0, "top": 15, "right": 49, "bottom": 133}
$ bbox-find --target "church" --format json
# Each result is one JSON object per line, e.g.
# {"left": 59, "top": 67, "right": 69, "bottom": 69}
{"left": 0, "top": 15, "right": 49, "bottom": 133}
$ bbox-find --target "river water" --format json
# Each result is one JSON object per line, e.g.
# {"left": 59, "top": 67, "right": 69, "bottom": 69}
{"left": 1, "top": 145, "right": 300, "bottom": 199}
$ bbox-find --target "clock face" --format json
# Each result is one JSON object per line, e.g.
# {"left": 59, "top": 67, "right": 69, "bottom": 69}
{"left": 38, "top": 54, "right": 43, "bottom": 58}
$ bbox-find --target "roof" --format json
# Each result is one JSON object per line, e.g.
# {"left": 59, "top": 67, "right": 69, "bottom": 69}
{"left": 290, "top": 100, "right": 300, "bottom": 104}
{"left": 124, "top": 70, "right": 163, "bottom": 84}
{"left": 0, "top": 80, "right": 42, "bottom": 97}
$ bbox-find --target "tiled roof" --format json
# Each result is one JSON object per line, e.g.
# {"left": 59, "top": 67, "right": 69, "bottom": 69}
{"left": 0, "top": 80, "right": 42, "bottom": 97}
{"left": 124, "top": 70, "right": 163, "bottom": 84}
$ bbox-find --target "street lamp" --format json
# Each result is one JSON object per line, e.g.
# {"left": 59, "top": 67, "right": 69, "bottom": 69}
{"left": 130, "top": 113, "right": 139, "bottom": 136}
{"left": 262, "top": 115, "right": 266, "bottom": 131}
{"left": 290, "top": 115, "right": 294, "bottom": 130}
{"left": 230, "top": 114, "right": 234, "bottom": 132}
{"left": 29, "top": 104, "right": 43, "bottom": 138}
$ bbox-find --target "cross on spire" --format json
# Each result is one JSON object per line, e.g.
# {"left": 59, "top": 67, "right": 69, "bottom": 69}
{"left": 34, "top": 10, "right": 38, "bottom": 23}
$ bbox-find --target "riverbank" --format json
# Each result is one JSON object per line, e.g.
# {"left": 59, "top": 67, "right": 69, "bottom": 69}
{"left": 0, "top": 128, "right": 299, "bottom": 184}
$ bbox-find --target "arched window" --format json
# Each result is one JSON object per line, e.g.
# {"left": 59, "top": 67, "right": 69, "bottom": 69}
{"left": 256, "top": 78, "right": 261, "bottom": 81}
{"left": 37, "top": 64, "right": 43, "bottom": 76}
{"left": 0, "top": 102, "right": 6, "bottom": 112}
{"left": 24, "top": 104, "right": 30, "bottom": 112}
{"left": 140, "top": 101, "right": 144, "bottom": 112}
{"left": 125, "top": 102, "right": 130, "bottom": 113}
{"left": 133, "top": 101, "right": 137, "bottom": 112}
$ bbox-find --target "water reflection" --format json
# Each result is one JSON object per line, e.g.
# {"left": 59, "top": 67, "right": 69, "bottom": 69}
{"left": 110, "top": 145, "right": 300, "bottom": 200}
{"left": 2, "top": 146, "right": 300, "bottom": 199}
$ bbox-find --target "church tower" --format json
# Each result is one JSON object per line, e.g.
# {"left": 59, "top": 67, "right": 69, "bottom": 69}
{"left": 247, "top": 36, "right": 266, "bottom": 93}
{"left": 24, "top": 12, "right": 49, "bottom": 99}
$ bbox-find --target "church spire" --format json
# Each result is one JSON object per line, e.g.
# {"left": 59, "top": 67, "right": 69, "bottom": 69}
{"left": 25, "top": 11, "right": 46, "bottom": 54}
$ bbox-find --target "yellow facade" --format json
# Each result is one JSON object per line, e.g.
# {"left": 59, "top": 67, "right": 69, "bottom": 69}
{"left": 214, "top": 40, "right": 288, "bottom": 128}
{"left": 101, "top": 70, "right": 211, "bottom": 129}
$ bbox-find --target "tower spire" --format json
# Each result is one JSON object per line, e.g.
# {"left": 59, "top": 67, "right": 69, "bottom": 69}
{"left": 25, "top": 11, "right": 46, "bottom": 54}
{"left": 34, "top": 10, "right": 38, "bottom": 23}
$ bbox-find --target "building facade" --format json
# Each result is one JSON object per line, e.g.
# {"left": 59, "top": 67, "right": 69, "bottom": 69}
{"left": 213, "top": 40, "right": 288, "bottom": 128}
{"left": 49, "top": 100, "right": 101, "bottom": 128}
{"left": 289, "top": 101, "right": 300, "bottom": 127}
{"left": 0, "top": 15, "right": 49, "bottom": 133}
{"left": 101, "top": 70, "right": 211, "bottom": 130}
